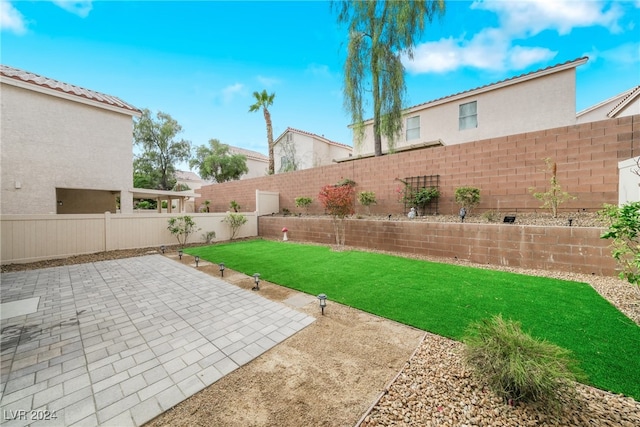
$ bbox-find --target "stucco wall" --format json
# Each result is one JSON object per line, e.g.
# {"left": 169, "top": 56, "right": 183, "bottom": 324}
{"left": 197, "top": 115, "right": 639, "bottom": 217}
{"left": 258, "top": 216, "right": 618, "bottom": 276}
{"left": 355, "top": 68, "right": 577, "bottom": 156}
{"left": 1, "top": 83, "right": 135, "bottom": 214}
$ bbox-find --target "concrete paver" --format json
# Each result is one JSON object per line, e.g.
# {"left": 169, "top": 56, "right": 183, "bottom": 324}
{"left": 1, "top": 255, "right": 314, "bottom": 426}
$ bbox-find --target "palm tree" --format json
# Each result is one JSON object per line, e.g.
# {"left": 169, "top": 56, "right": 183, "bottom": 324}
{"left": 249, "top": 90, "right": 276, "bottom": 174}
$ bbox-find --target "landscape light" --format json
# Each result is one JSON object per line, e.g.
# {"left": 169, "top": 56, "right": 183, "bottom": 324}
{"left": 568, "top": 218, "right": 574, "bottom": 227}
{"left": 317, "top": 293, "right": 327, "bottom": 315}
{"left": 160, "top": 245, "right": 166, "bottom": 254}
{"left": 178, "top": 250, "right": 183, "bottom": 260}
{"left": 195, "top": 256, "right": 200, "bottom": 267}
{"left": 219, "top": 263, "right": 225, "bottom": 277}
{"left": 252, "top": 273, "right": 261, "bottom": 291}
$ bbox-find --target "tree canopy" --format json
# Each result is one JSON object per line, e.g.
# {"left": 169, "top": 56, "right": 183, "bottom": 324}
{"left": 335, "top": 0, "right": 445, "bottom": 156}
{"left": 189, "top": 139, "right": 249, "bottom": 183}
{"left": 249, "top": 90, "right": 276, "bottom": 174}
{"left": 133, "top": 109, "right": 192, "bottom": 190}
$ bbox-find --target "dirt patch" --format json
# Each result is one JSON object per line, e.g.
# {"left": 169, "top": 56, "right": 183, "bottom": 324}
{"left": 147, "top": 256, "right": 425, "bottom": 426}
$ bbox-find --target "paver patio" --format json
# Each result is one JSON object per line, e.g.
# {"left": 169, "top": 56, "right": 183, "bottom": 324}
{"left": 0, "top": 255, "right": 315, "bottom": 426}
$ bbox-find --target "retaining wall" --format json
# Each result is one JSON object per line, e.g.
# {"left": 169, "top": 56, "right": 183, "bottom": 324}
{"left": 258, "top": 216, "right": 618, "bottom": 277}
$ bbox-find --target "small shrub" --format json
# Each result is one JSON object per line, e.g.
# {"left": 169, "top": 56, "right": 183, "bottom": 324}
{"left": 529, "top": 158, "right": 575, "bottom": 218}
{"left": 357, "top": 191, "right": 377, "bottom": 215}
{"left": 167, "top": 216, "right": 200, "bottom": 247}
{"left": 336, "top": 177, "right": 356, "bottom": 187}
{"left": 282, "top": 207, "right": 291, "bottom": 216}
{"left": 463, "top": 315, "right": 582, "bottom": 410}
{"left": 318, "top": 183, "right": 355, "bottom": 246}
{"left": 295, "top": 196, "right": 312, "bottom": 214}
{"left": 222, "top": 213, "right": 247, "bottom": 240}
{"left": 599, "top": 202, "right": 640, "bottom": 287}
{"left": 482, "top": 210, "right": 501, "bottom": 223}
{"left": 229, "top": 200, "right": 240, "bottom": 212}
{"left": 202, "top": 231, "right": 216, "bottom": 244}
{"left": 455, "top": 187, "right": 481, "bottom": 213}
{"left": 413, "top": 187, "right": 440, "bottom": 215}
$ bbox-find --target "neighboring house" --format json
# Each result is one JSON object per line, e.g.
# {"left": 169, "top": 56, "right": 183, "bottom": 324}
{"left": 228, "top": 146, "right": 269, "bottom": 179}
{"left": 174, "top": 170, "right": 209, "bottom": 212}
{"left": 1, "top": 64, "right": 142, "bottom": 214}
{"left": 273, "top": 127, "right": 352, "bottom": 172}
{"left": 577, "top": 85, "right": 640, "bottom": 124}
{"left": 353, "top": 57, "right": 589, "bottom": 157}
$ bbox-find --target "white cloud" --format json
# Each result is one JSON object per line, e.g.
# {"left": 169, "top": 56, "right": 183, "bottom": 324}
{"left": 404, "top": 29, "right": 556, "bottom": 74}
{"left": 52, "top": 1, "right": 93, "bottom": 18}
{"left": 472, "top": 0, "right": 624, "bottom": 36}
{"left": 0, "top": 0, "right": 26, "bottom": 35}
{"left": 256, "top": 75, "right": 281, "bottom": 87}
{"left": 599, "top": 42, "right": 640, "bottom": 66}
{"left": 221, "top": 83, "right": 245, "bottom": 103}
{"left": 406, "top": 0, "right": 624, "bottom": 75}
{"left": 305, "top": 63, "right": 333, "bottom": 79}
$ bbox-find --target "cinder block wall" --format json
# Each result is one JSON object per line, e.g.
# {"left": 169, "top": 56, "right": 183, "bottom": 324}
{"left": 198, "top": 115, "right": 639, "bottom": 216}
{"left": 258, "top": 217, "right": 618, "bottom": 276}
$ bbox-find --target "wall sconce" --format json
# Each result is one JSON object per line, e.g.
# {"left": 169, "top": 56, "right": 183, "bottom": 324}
{"left": 317, "top": 294, "right": 327, "bottom": 315}
{"left": 252, "top": 273, "right": 260, "bottom": 291}
{"left": 195, "top": 256, "right": 200, "bottom": 267}
{"left": 161, "top": 245, "right": 166, "bottom": 254}
{"left": 178, "top": 250, "right": 183, "bottom": 260}
{"left": 219, "top": 263, "right": 225, "bottom": 277}
{"left": 57, "top": 200, "right": 63, "bottom": 206}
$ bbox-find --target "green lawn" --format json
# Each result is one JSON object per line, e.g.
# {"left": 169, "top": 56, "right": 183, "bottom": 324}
{"left": 185, "top": 239, "right": 640, "bottom": 400}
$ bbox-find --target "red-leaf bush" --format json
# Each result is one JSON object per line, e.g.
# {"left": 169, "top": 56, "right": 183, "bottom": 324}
{"left": 318, "top": 184, "right": 355, "bottom": 218}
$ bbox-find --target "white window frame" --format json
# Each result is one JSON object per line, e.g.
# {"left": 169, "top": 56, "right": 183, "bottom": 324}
{"left": 406, "top": 116, "right": 420, "bottom": 141}
{"left": 459, "top": 101, "right": 478, "bottom": 130}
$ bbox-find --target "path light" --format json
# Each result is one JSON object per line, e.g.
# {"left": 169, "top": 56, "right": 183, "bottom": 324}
{"left": 178, "top": 250, "right": 183, "bottom": 260}
{"left": 568, "top": 218, "right": 574, "bottom": 227}
{"left": 160, "top": 245, "right": 166, "bottom": 254}
{"left": 195, "top": 256, "right": 200, "bottom": 267}
{"left": 252, "top": 273, "right": 261, "bottom": 291}
{"left": 219, "top": 263, "right": 225, "bottom": 277}
{"left": 317, "top": 293, "right": 327, "bottom": 315}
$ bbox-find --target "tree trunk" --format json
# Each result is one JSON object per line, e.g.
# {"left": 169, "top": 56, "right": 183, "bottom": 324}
{"left": 264, "top": 108, "right": 274, "bottom": 174}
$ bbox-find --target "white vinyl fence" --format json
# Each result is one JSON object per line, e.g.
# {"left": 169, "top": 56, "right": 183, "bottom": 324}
{"left": 0, "top": 212, "right": 257, "bottom": 264}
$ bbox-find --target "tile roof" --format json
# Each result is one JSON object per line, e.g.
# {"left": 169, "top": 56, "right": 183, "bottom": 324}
{"left": 0, "top": 64, "right": 141, "bottom": 114}
{"left": 229, "top": 146, "right": 269, "bottom": 161}
{"left": 608, "top": 85, "right": 640, "bottom": 117}
{"left": 277, "top": 127, "right": 352, "bottom": 150}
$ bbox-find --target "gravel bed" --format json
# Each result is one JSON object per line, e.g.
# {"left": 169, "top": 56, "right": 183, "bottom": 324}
{"left": 360, "top": 333, "right": 640, "bottom": 427}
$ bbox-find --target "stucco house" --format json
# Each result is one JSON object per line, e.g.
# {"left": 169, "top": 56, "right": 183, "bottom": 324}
{"left": 577, "top": 85, "right": 640, "bottom": 124}
{"left": 353, "top": 57, "right": 589, "bottom": 157}
{"left": 1, "top": 64, "right": 142, "bottom": 214}
{"left": 273, "top": 127, "right": 352, "bottom": 172}
{"left": 228, "top": 146, "right": 269, "bottom": 179}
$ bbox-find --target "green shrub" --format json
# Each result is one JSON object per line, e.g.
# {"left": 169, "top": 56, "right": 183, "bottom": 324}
{"left": 529, "top": 158, "right": 575, "bottom": 218}
{"left": 229, "top": 200, "right": 240, "bottom": 212}
{"left": 202, "top": 231, "right": 216, "bottom": 244}
{"left": 482, "top": 210, "right": 501, "bottom": 223}
{"left": 167, "top": 216, "right": 200, "bottom": 247}
{"left": 222, "top": 213, "right": 248, "bottom": 240}
{"left": 462, "top": 315, "right": 582, "bottom": 410}
{"left": 295, "top": 196, "right": 312, "bottom": 214}
{"left": 413, "top": 187, "right": 439, "bottom": 215}
{"left": 455, "top": 187, "right": 481, "bottom": 212}
{"left": 357, "top": 191, "right": 377, "bottom": 215}
{"left": 599, "top": 202, "right": 640, "bottom": 287}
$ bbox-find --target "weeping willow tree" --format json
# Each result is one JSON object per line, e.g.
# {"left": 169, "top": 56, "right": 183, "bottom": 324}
{"left": 335, "top": 1, "right": 445, "bottom": 156}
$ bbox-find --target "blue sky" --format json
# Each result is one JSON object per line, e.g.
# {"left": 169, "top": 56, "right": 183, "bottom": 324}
{"left": 2, "top": 0, "right": 639, "bottom": 164}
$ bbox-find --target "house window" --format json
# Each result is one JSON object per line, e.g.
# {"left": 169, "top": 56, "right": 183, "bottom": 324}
{"left": 459, "top": 101, "right": 477, "bottom": 130}
{"left": 406, "top": 116, "right": 420, "bottom": 140}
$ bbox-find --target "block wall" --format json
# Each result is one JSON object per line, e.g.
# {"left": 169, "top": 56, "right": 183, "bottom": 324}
{"left": 198, "top": 115, "right": 639, "bottom": 216}
{"left": 258, "top": 217, "right": 618, "bottom": 277}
